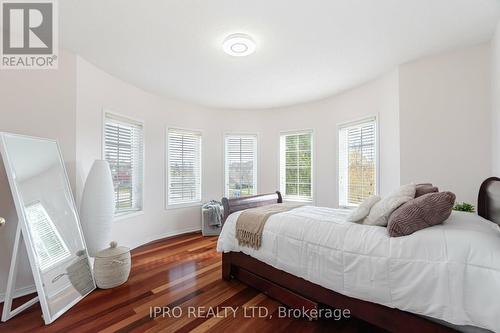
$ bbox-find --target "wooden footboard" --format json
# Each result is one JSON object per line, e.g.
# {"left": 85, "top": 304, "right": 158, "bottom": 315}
{"left": 223, "top": 251, "right": 457, "bottom": 333}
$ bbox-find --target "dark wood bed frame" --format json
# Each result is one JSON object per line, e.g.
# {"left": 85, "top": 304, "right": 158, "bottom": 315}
{"left": 478, "top": 177, "right": 500, "bottom": 224}
{"left": 220, "top": 184, "right": 500, "bottom": 332}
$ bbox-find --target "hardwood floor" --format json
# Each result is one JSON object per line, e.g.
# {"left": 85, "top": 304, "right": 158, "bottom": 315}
{"left": 0, "top": 233, "right": 384, "bottom": 332}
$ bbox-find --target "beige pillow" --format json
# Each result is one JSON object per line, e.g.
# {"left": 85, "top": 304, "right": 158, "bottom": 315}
{"left": 363, "top": 184, "right": 416, "bottom": 226}
{"left": 347, "top": 195, "right": 381, "bottom": 222}
{"left": 387, "top": 191, "right": 456, "bottom": 237}
{"left": 390, "top": 183, "right": 417, "bottom": 198}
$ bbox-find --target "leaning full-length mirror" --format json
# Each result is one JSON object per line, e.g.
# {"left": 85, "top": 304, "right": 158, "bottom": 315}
{"left": 0, "top": 133, "right": 95, "bottom": 324}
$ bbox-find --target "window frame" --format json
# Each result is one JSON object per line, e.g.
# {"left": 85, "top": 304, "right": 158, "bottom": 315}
{"left": 279, "top": 129, "right": 315, "bottom": 203}
{"left": 102, "top": 110, "right": 145, "bottom": 220}
{"left": 165, "top": 127, "right": 203, "bottom": 209}
{"left": 223, "top": 132, "right": 259, "bottom": 198}
{"left": 337, "top": 116, "right": 379, "bottom": 208}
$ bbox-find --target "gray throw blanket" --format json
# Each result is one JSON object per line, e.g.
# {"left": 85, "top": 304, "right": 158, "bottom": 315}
{"left": 203, "top": 200, "right": 223, "bottom": 227}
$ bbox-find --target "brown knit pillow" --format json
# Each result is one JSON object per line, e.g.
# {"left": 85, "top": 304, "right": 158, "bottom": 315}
{"left": 387, "top": 191, "right": 456, "bottom": 237}
{"left": 415, "top": 184, "right": 439, "bottom": 198}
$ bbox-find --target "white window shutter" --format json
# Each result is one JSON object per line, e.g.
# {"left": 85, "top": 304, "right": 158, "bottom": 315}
{"left": 25, "top": 202, "right": 71, "bottom": 271}
{"left": 225, "top": 135, "right": 258, "bottom": 198}
{"left": 167, "top": 129, "right": 202, "bottom": 205}
{"left": 104, "top": 113, "right": 144, "bottom": 215}
{"left": 280, "top": 131, "right": 313, "bottom": 201}
{"left": 338, "top": 118, "right": 377, "bottom": 206}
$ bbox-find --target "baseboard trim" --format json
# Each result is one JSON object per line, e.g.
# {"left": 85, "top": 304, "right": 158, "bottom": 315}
{"left": 0, "top": 284, "right": 37, "bottom": 303}
{"left": 128, "top": 227, "right": 202, "bottom": 251}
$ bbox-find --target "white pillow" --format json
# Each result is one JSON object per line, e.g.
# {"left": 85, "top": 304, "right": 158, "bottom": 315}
{"left": 347, "top": 195, "right": 381, "bottom": 222}
{"left": 363, "top": 184, "right": 416, "bottom": 226}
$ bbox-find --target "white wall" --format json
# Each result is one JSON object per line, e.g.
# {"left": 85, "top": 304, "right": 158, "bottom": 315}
{"left": 399, "top": 43, "right": 491, "bottom": 204}
{"left": 0, "top": 50, "right": 77, "bottom": 299}
{"left": 75, "top": 57, "right": 265, "bottom": 249}
{"left": 492, "top": 22, "right": 500, "bottom": 175}
{"left": 252, "top": 70, "right": 401, "bottom": 207}
{"left": 75, "top": 58, "right": 400, "bottom": 249}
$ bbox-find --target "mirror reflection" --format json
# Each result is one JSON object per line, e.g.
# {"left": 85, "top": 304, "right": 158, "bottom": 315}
{"left": 2, "top": 134, "right": 95, "bottom": 320}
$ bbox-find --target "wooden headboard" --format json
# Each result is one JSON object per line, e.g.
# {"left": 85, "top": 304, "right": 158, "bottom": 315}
{"left": 222, "top": 191, "right": 282, "bottom": 222}
{"left": 478, "top": 177, "right": 500, "bottom": 225}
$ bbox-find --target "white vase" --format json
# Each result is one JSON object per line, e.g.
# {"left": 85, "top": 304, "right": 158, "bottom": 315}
{"left": 80, "top": 160, "right": 115, "bottom": 257}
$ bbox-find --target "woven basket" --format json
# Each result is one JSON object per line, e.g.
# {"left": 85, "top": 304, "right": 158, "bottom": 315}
{"left": 94, "top": 241, "right": 131, "bottom": 289}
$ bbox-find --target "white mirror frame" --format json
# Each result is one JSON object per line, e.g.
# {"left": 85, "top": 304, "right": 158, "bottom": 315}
{"left": 0, "top": 132, "right": 96, "bottom": 324}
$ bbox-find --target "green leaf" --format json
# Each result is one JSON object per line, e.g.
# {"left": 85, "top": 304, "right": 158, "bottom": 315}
{"left": 452, "top": 202, "right": 475, "bottom": 213}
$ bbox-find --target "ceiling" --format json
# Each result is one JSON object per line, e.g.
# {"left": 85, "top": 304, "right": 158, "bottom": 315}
{"left": 60, "top": 0, "right": 500, "bottom": 110}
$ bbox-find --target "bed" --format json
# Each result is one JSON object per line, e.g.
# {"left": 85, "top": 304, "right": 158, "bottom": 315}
{"left": 217, "top": 182, "right": 500, "bottom": 333}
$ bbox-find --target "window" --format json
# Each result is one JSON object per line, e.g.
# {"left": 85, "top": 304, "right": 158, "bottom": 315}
{"left": 280, "top": 131, "right": 313, "bottom": 201}
{"left": 25, "top": 202, "right": 70, "bottom": 271}
{"left": 225, "top": 134, "right": 258, "bottom": 198}
{"left": 338, "top": 117, "right": 377, "bottom": 207}
{"left": 104, "top": 112, "right": 144, "bottom": 215}
{"left": 167, "top": 129, "right": 202, "bottom": 205}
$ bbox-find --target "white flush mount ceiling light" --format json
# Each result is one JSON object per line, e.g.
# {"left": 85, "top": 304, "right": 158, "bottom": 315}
{"left": 223, "top": 33, "right": 256, "bottom": 57}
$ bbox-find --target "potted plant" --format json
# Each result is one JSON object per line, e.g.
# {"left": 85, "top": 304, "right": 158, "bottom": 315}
{"left": 452, "top": 202, "right": 475, "bottom": 213}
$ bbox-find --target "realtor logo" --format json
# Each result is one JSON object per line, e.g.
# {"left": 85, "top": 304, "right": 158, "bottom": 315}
{"left": 1, "top": 0, "right": 58, "bottom": 69}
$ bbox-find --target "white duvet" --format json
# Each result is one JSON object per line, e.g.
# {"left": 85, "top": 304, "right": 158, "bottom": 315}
{"left": 217, "top": 206, "right": 500, "bottom": 332}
